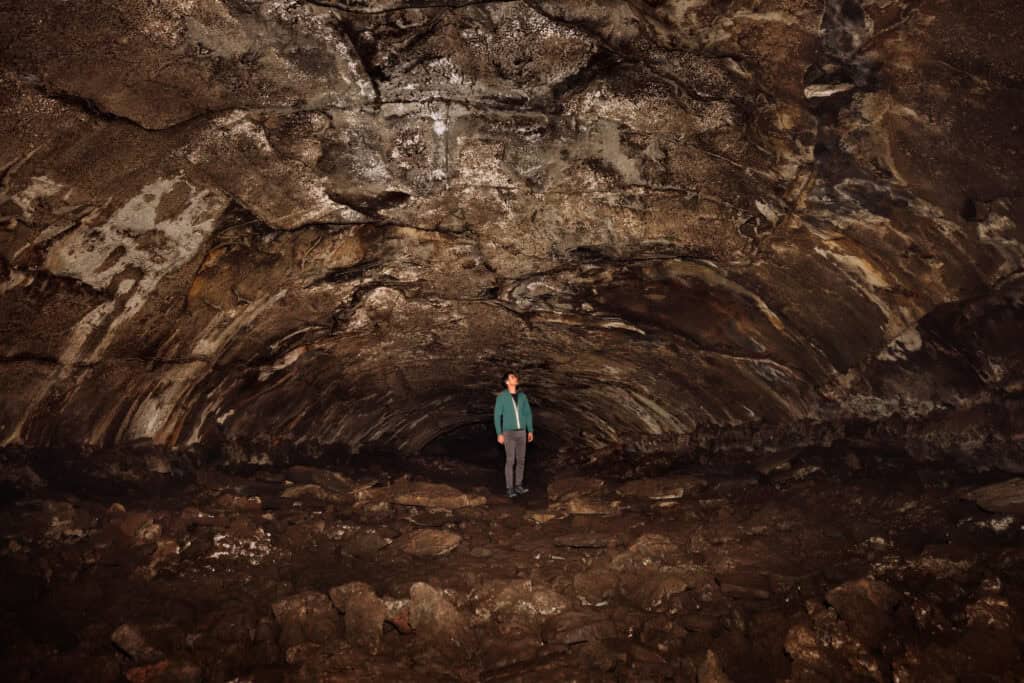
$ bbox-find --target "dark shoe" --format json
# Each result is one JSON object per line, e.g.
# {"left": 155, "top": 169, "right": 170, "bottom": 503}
{"left": 514, "top": 485, "right": 529, "bottom": 494}
{"left": 507, "top": 488, "right": 518, "bottom": 498}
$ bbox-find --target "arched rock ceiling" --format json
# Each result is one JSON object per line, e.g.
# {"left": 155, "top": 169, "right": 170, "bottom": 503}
{"left": 0, "top": 0, "right": 1022, "bottom": 465}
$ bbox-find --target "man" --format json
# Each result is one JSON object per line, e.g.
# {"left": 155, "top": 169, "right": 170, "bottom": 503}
{"left": 493, "top": 371, "right": 534, "bottom": 498}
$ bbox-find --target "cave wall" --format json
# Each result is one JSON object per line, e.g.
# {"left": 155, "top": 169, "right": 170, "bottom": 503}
{"left": 1, "top": 0, "right": 1022, "bottom": 467}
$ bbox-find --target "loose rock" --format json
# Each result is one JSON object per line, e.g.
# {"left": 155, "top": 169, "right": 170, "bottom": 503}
{"left": 112, "top": 624, "right": 165, "bottom": 664}
{"left": 553, "top": 497, "right": 621, "bottom": 516}
{"left": 280, "top": 484, "right": 347, "bottom": 504}
{"left": 542, "top": 611, "right": 618, "bottom": 645}
{"left": 271, "top": 591, "right": 341, "bottom": 649}
{"left": 620, "top": 569, "right": 689, "bottom": 610}
{"left": 471, "top": 579, "right": 569, "bottom": 621}
{"left": 397, "top": 528, "right": 462, "bottom": 556}
{"left": 390, "top": 481, "right": 486, "bottom": 509}
{"left": 547, "top": 477, "right": 605, "bottom": 502}
{"left": 285, "top": 465, "right": 356, "bottom": 494}
{"left": 345, "top": 590, "right": 387, "bottom": 655}
{"left": 618, "top": 476, "right": 707, "bottom": 500}
{"left": 627, "top": 533, "right": 679, "bottom": 559}
{"left": 573, "top": 569, "right": 619, "bottom": 606}
{"left": 825, "top": 578, "right": 899, "bottom": 646}
{"left": 408, "top": 582, "right": 474, "bottom": 658}
{"left": 963, "top": 479, "right": 1024, "bottom": 514}
{"left": 553, "top": 533, "right": 616, "bottom": 549}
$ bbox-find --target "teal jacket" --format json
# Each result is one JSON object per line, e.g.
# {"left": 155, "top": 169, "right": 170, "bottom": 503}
{"left": 494, "top": 389, "right": 534, "bottom": 434}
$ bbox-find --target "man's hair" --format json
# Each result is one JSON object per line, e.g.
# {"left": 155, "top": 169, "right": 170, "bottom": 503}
{"left": 501, "top": 371, "right": 516, "bottom": 387}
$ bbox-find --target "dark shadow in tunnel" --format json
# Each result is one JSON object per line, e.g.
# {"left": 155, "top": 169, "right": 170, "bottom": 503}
{"left": 418, "top": 420, "right": 566, "bottom": 493}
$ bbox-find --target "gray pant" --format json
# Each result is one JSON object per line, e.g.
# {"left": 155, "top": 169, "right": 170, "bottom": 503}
{"left": 502, "top": 429, "right": 527, "bottom": 489}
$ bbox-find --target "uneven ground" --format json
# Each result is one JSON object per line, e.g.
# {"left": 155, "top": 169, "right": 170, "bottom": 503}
{"left": 2, "top": 1, "right": 1023, "bottom": 679}
{"left": 3, "top": 447, "right": 1024, "bottom": 681}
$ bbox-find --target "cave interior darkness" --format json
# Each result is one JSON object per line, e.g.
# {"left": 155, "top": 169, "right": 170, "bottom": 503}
{"left": 1, "top": 0, "right": 1024, "bottom": 680}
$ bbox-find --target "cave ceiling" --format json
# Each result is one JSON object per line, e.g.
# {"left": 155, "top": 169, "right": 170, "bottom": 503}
{"left": 0, "top": 0, "right": 1022, "bottom": 466}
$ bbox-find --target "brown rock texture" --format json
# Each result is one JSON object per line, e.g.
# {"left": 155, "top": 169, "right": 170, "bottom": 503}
{"left": 270, "top": 591, "right": 341, "bottom": 649}
{"left": 397, "top": 527, "right": 462, "bottom": 556}
{"left": 0, "top": 0, "right": 1020, "bottom": 475}
{"left": 408, "top": 581, "right": 475, "bottom": 658}
{"left": 2, "top": 452, "right": 1024, "bottom": 679}
{"left": 344, "top": 590, "right": 388, "bottom": 655}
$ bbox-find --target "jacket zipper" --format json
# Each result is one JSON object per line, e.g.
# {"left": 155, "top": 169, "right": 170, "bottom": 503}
{"left": 510, "top": 392, "right": 521, "bottom": 429}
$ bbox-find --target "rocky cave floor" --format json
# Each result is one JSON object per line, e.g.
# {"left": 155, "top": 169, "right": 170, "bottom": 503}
{"left": 3, "top": 445, "right": 1024, "bottom": 682}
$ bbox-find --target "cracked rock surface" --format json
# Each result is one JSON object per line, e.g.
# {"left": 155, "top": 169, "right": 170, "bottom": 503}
{"left": 3, "top": 3, "right": 1024, "bottom": 678}
{"left": 1, "top": 2, "right": 1023, "bottom": 474}
{"left": 3, "top": 453, "right": 1024, "bottom": 680}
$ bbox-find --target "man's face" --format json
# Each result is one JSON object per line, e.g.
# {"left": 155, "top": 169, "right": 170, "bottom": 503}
{"left": 506, "top": 373, "right": 518, "bottom": 390}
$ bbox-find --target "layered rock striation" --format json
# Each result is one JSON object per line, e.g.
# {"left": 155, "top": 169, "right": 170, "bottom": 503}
{"left": 1, "top": 0, "right": 1022, "bottom": 470}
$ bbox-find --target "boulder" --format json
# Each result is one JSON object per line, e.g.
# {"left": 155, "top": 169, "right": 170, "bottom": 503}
{"left": 271, "top": 591, "right": 341, "bottom": 649}
{"left": 553, "top": 533, "right": 616, "bottom": 549}
{"left": 280, "top": 484, "right": 348, "bottom": 504}
{"left": 825, "top": 578, "right": 899, "bottom": 646}
{"left": 573, "top": 569, "right": 619, "bottom": 606}
{"left": 345, "top": 590, "right": 388, "bottom": 655}
{"left": 620, "top": 569, "right": 689, "bottom": 610}
{"left": 963, "top": 479, "right": 1024, "bottom": 514}
{"left": 524, "top": 511, "right": 561, "bottom": 525}
{"left": 353, "top": 499, "right": 395, "bottom": 524}
{"left": 337, "top": 529, "right": 392, "bottom": 558}
{"left": 391, "top": 482, "right": 486, "bottom": 509}
{"left": 553, "top": 497, "right": 621, "bottom": 516}
{"left": 618, "top": 476, "right": 707, "bottom": 500}
{"left": 329, "top": 582, "right": 376, "bottom": 612}
{"left": 397, "top": 528, "right": 461, "bottom": 556}
{"left": 404, "top": 507, "right": 455, "bottom": 527}
{"left": 109, "top": 511, "right": 160, "bottom": 544}
{"left": 471, "top": 579, "right": 569, "bottom": 622}
{"left": 547, "top": 477, "right": 605, "bottom": 502}
{"left": 142, "top": 539, "right": 180, "bottom": 579}
{"left": 409, "top": 582, "right": 474, "bottom": 658}
{"left": 785, "top": 608, "right": 885, "bottom": 682}
{"left": 285, "top": 465, "right": 356, "bottom": 494}
{"left": 627, "top": 533, "right": 679, "bottom": 560}
{"left": 542, "top": 611, "right": 618, "bottom": 645}
{"left": 111, "top": 624, "right": 164, "bottom": 664}
{"left": 330, "top": 583, "right": 411, "bottom": 638}
{"left": 213, "top": 494, "right": 262, "bottom": 511}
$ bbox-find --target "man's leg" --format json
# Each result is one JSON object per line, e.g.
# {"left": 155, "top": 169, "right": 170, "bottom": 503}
{"left": 513, "top": 431, "right": 527, "bottom": 489}
{"left": 502, "top": 431, "right": 516, "bottom": 491}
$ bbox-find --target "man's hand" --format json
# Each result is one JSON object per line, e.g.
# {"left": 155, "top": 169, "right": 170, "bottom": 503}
{"left": 497, "top": 434, "right": 504, "bottom": 445}
{"left": 527, "top": 432, "right": 534, "bottom": 443}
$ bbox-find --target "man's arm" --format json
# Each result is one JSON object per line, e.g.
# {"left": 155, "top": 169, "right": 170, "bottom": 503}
{"left": 524, "top": 393, "right": 535, "bottom": 437}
